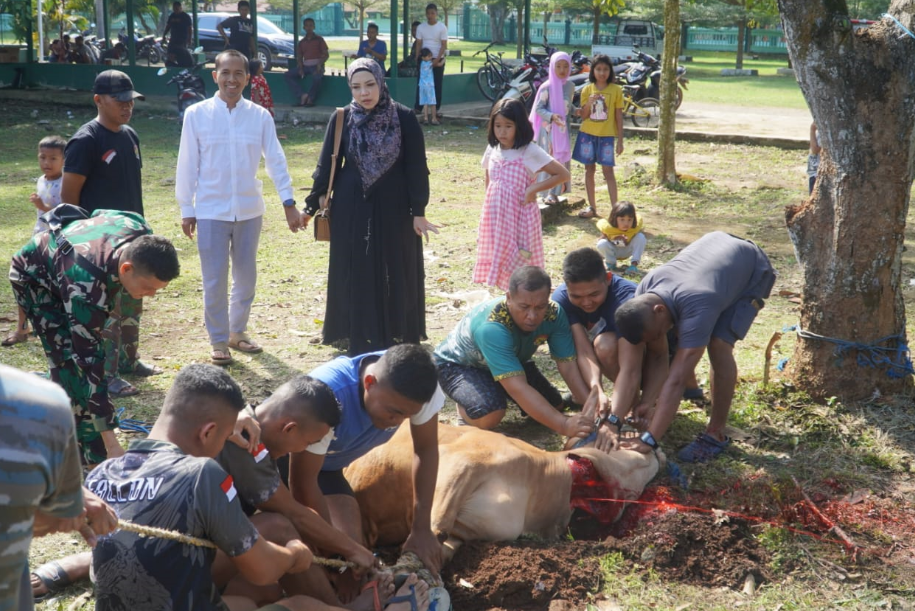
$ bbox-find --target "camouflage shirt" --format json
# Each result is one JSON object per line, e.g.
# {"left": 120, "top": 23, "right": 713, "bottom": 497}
{"left": 8, "top": 210, "right": 152, "bottom": 429}
{"left": 0, "top": 365, "right": 84, "bottom": 611}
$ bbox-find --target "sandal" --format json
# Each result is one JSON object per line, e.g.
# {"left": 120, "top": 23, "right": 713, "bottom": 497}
{"left": 577, "top": 207, "right": 597, "bottom": 218}
{"left": 32, "top": 561, "right": 73, "bottom": 601}
{"left": 228, "top": 334, "right": 263, "bottom": 354}
{"left": 107, "top": 377, "right": 140, "bottom": 398}
{"left": 1, "top": 331, "right": 29, "bottom": 346}
{"left": 428, "top": 586, "right": 451, "bottom": 611}
{"left": 126, "top": 360, "right": 163, "bottom": 377}
{"left": 386, "top": 584, "right": 419, "bottom": 611}
{"left": 430, "top": 119, "right": 441, "bottom": 126}
{"left": 361, "top": 579, "right": 384, "bottom": 611}
{"left": 211, "top": 345, "right": 233, "bottom": 366}
{"left": 543, "top": 194, "right": 560, "bottom": 205}
{"left": 677, "top": 433, "right": 731, "bottom": 464}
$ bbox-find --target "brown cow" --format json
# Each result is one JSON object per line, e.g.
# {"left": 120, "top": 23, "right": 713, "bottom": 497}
{"left": 345, "top": 424, "right": 664, "bottom": 562}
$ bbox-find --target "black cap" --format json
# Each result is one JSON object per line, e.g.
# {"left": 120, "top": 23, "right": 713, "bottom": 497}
{"left": 93, "top": 70, "right": 145, "bottom": 102}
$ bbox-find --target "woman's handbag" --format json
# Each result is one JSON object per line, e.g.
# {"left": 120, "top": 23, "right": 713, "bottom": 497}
{"left": 314, "top": 107, "right": 345, "bottom": 242}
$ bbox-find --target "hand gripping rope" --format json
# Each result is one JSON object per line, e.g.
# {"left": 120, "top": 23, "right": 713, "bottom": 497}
{"left": 116, "top": 520, "right": 358, "bottom": 572}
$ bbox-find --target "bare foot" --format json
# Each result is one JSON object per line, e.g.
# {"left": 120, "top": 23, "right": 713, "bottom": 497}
{"left": 347, "top": 572, "right": 394, "bottom": 611}
{"left": 386, "top": 574, "right": 430, "bottom": 611}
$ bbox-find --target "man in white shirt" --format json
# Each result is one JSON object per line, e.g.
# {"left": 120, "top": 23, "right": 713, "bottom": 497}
{"left": 176, "top": 50, "right": 303, "bottom": 365}
{"left": 415, "top": 3, "right": 448, "bottom": 111}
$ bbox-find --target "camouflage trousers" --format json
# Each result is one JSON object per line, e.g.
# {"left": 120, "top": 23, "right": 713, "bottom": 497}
{"left": 102, "top": 291, "right": 143, "bottom": 376}
{"left": 11, "top": 280, "right": 121, "bottom": 464}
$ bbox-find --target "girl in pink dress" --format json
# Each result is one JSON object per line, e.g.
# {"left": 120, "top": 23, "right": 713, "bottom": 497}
{"left": 473, "top": 98, "right": 570, "bottom": 290}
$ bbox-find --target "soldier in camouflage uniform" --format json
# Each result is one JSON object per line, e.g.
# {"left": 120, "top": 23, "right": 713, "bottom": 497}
{"left": 8, "top": 209, "right": 180, "bottom": 464}
{"left": 0, "top": 364, "right": 118, "bottom": 611}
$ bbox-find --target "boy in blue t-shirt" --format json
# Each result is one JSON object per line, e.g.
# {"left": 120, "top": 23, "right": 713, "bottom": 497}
{"left": 288, "top": 344, "right": 445, "bottom": 599}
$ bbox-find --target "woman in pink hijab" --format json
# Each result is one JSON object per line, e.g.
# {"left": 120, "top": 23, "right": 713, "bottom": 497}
{"left": 530, "top": 52, "right": 573, "bottom": 204}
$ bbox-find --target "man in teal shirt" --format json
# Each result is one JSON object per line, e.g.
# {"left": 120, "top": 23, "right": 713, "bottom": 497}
{"left": 434, "top": 266, "right": 597, "bottom": 440}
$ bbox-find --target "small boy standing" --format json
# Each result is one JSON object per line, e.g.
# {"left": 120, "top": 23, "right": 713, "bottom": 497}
{"left": 3, "top": 135, "right": 66, "bottom": 347}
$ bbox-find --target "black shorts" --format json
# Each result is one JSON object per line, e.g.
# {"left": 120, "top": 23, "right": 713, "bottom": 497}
{"left": 437, "top": 360, "right": 562, "bottom": 420}
{"left": 275, "top": 457, "right": 355, "bottom": 497}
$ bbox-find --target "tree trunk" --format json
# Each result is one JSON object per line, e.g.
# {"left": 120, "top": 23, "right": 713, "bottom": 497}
{"left": 517, "top": 7, "right": 524, "bottom": 58}
{"left": 489, "top": 5, "right": 506, "bottom": 44}
{"left": 656, "top": 0, "right": 680, "bottom": 187}
{"left": 592, "top": 8, "right": 600, "bottom": 45}
{"left": 777, "top": 0, "right": 915, "bottom": 399}
{"left": 735, "top": 16, "right": 746, "bottom": 69}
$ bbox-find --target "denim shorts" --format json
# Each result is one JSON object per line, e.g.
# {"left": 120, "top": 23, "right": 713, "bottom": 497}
{"left": 437, "top": 360, "right": 562, "bottom": 421}
{"left": 572, "top": 132, "right": 616, "bottom": 166}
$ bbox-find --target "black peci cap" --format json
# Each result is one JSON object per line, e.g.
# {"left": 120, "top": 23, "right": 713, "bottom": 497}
{"left": 93, "top": 70, "right": 145, "bottom": 102}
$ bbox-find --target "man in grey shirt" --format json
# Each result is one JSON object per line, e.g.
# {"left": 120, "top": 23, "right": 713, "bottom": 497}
{"left": 612, "top": 232, "right": 776, "bottom": 463}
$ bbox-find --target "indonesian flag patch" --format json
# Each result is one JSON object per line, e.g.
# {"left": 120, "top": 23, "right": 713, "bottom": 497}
{"left": 252, "top": 443, "right": 269, "bottom": 463}
{"left": 220, "top": 475, "right": 237, "bottom": 502}
{"left": 102, "top": 149, "right": 118, "bottom": 164}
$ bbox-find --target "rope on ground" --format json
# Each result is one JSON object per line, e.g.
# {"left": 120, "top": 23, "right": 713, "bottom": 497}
{"left": 117, "top": 519, "right": 357, "bottom": 570}
{"left": 779, "top": 325, "right": 914, "bottom": 380}
{"left": 884, "top": 13, "right": 915, "bottom": 41}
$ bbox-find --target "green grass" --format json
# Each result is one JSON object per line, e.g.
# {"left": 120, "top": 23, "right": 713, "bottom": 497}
{"left": 3, "top": 93, "right": 914, "bottom": 610}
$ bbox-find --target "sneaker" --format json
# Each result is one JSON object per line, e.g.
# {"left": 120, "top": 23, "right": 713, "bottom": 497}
{"left": 624, "top": 265, "right": 641, "bottom": 275}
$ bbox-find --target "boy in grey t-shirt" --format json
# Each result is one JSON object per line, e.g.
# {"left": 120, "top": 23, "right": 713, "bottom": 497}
{"left": 612, "top": 232, "right": 776, "bottom": 463}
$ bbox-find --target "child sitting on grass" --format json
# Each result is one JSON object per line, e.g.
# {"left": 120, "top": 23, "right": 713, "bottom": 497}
{"left": 596, "top": 201, "right": 646, "bottom": 275}
{"left": 3, "top": 135, "right": 65, "bottom": 347}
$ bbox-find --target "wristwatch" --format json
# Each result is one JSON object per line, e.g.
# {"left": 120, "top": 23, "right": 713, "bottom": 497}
{"left": 282, "top": 198, "right": 297, "bottom": 208}
{"left": 639, "top": 431, "right": 659, "bottom": 450}
{"left": 600, "top": 413, "right": 622, "bottom": 433}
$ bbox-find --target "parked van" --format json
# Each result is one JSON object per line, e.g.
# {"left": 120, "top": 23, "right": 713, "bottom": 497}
{"left": 591, "top": 19, "right": 662, "bottom": 61}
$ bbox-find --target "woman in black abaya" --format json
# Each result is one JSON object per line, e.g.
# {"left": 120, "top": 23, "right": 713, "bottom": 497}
{"left": 304, "top": 58, "right": 439, "bottom": 356}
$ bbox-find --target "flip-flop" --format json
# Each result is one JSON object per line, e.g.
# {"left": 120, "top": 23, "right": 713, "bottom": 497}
{"left": 228, "top": 337, "right": 263, "bottom": 354}
{"left": 361, "top": 579, "right": 383, "bottom": 611}
{"left": 430, "top": 120, "right": 441, "bottom": 125}
{"left": 386, "top": 584, "right": 418, "bottom": 611}
{"left": 1, "top": 331, "right": 29, "bottom": 346}
{"left": 127, "top": 360, "right": 163, "bottom": 377}
{"left": 211, "top": 348, "right": 233, "bottom": 366}
{"left": 677, "top": 433, "right": 731, "bottom": 463}
{"left": 683, "top": 387, "right": 705, "bottom": 401}
{"left": 32, "top": 560, "right": 72, "bottom": 602}
{"left": 428, "top": 586, "right": 452, "bottom": 611}
{"left": 577, "top": 207, "right": 597, "bottom": 218}
{"left": 108, "top": 377, "right": 140, "bottom": 398}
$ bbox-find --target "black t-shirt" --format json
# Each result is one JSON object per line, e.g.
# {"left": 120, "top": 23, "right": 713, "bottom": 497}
{"left": 167, "top": 11, "right": 192, "bottom": 47}
{"left": 64, "top": 119, "right": 143, "bottom": 216}
{"left": 218, "top": 15, "right": 254, "bottom": 53}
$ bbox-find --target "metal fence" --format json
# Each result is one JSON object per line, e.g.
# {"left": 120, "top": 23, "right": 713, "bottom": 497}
{"left": 685, "top": 27, "right": 787, "bottom": 53}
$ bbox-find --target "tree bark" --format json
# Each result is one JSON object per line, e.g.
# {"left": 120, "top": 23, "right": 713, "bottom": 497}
{"left": 735, "top": 16, "right": 746, "bottom": 69}
{"left": 656, "top": 0, "right": 680, "bottom": 186}
{"left": 489, "top": 4, "right": 506, "bottom": 44}
{"left": 777, "top": 0, "right": 915, "bottom": 399}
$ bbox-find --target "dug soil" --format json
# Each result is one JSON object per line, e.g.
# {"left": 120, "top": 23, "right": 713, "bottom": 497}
{"left": 443, "top": 510, "right": 774, "bottom": 611}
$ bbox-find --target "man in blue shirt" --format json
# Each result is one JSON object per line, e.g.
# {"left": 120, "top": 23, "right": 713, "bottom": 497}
{"left": 613, "top": 232, "right": 776, "bottom": 463}
{"left": 552, "top": 248, "right": 637, "bottom": 451}
{"left": 288, "top": 344, "right": 444, "bottom": 601}
{"left": 356, "top": 23, "right": 387, "bottom": 70}
{"left": 434, "top": 266, "right": 597, "bottom": 440}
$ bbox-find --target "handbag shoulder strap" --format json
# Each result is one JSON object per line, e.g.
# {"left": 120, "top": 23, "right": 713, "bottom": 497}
{"left": 324, "top": 107, "right": 345, "bottom": 212}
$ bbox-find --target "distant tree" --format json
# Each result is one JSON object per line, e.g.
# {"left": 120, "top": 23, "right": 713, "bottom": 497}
{"left": 483, "top": 1, "right": 509, "bottom": 44}
{"left": 566, "top": 0, "right": 627, "bottom": 44}
{"left": 436, "top": 0, "right": 462, "bottom": 27}
{"left": 847, "top": 0, "right": 892, "bottom": 19}
{"left": 267, "top": 0, "right": 333, "bottom": 16}
{"left": 348, "top": 0, "right": 384, "bottom": 39}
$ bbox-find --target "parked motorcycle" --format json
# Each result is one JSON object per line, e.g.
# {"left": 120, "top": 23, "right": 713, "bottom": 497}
{"left": 159, "top": 62, "right": 207, "bottom": 124}
{"left": 120, "top": 32, "right": 163, "bottom": 65}
{"left": 498, "top": 42, "right": 555, "bottom": 112}
{"left": 620, "top": 46, "right": 688, "bottom": 110}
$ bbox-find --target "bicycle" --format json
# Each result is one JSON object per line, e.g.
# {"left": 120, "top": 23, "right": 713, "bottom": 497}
{"left": 622, "top": 88, "right": 660, "bottom": 128}
{"left": 474, "top": 42, "right": 514, "bottom": 101}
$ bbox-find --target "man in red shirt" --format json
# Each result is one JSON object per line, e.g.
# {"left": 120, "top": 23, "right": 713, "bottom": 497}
{"left": 284, "top": 17, "right": 329, "bottom": 106}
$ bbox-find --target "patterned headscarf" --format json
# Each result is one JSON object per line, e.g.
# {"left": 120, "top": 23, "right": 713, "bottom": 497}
{"left": 529, "top": 52, "right": 572, "bottom": 164}
{"left": 346, "top": 58, "right": 402, "bottom": 193}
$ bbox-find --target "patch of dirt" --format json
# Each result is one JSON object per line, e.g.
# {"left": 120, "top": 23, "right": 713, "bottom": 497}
{"left": 443, "top": 509, "right": 775, "bottom": 611}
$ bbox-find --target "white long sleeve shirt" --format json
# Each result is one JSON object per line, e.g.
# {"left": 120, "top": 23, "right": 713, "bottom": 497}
{"left": 176, "top": 94, "right": 294, "bottom": 221}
